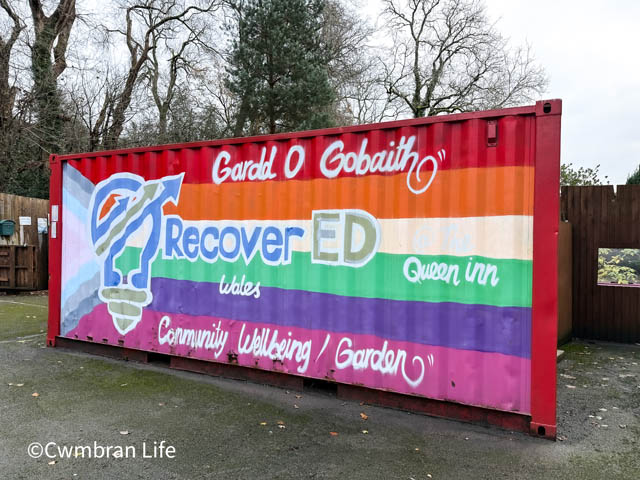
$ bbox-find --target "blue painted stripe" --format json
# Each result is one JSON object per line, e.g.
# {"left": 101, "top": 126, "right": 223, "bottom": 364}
{"left": 63, "top": 163, "right": 94, "bottom": 206}
{"left": 62, "top": 261, "right": 100, "bottom": 306}
{"left": 62, "top": 187, "right": 89, "bottom": 224}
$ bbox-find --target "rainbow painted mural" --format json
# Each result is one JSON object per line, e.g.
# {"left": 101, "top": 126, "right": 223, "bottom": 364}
{"left": 59, "top": 116, "right": 535, "bottom": 413}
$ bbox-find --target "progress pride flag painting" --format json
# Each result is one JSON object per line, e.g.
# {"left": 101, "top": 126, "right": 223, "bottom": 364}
{"left": 59, "top": 116, "right": 534, "bottom": 413}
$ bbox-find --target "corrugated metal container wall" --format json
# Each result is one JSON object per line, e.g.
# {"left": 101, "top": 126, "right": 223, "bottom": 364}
{"left": 48, "top": 100, "right": 561, "bottom": 437}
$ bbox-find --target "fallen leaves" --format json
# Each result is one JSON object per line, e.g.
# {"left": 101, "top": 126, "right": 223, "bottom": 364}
{"left": 31, "top": 392, "right": 39, "bottom": 397}
{"left": 259, "top": 422, "right": 267, "bottom": 426}
{"left": 360, "top": 412, "right": 368, "bottom": 420}
{"left": 329, "top": 431, "right": 338, "bottom": 436}
{"left": 361, "top": 430, "right": 368, "bottom": 434}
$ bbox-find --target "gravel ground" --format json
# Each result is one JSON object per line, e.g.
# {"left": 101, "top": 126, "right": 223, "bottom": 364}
{"left": 1, "top": 294, "right": 639, "bottom": 479}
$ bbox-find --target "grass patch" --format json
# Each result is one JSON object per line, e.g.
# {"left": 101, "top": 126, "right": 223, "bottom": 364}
{"left": 0, "top": 296, "right": 48, "bottom": 340}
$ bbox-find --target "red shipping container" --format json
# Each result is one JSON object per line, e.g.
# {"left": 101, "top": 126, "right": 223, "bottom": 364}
{"left": 48, "top": 100, "right": 561, "bottom": 438}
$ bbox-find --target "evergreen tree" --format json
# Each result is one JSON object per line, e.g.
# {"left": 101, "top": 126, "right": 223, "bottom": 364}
{"left": 626, "top": 165, "right": 640, "bottom": 185}
{"left": 227, "top": 0, "right": 335, "bottom": 135}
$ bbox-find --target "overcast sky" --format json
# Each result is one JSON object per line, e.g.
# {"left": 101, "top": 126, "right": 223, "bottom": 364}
{"left": 364, "top": 0, "right": 640, "bottom": 184}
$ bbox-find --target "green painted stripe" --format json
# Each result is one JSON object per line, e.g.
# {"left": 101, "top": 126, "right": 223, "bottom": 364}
{"left": 115, "top": 248, "right": 532, "bottom": 308}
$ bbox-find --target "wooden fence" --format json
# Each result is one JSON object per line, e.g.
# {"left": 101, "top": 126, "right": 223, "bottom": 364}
{"left": 561, "top": 185, "right": 640, "bottom": 343}
{"left": 0, "top": 193, "right": 49, "bottom": 290}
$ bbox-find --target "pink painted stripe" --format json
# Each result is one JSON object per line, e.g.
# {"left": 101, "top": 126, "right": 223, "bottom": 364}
{"left": 61, "top": 208, "right": 95, "bottom": 285}
{"left": 67, "top": 305, "right": 530, "bottom": 413}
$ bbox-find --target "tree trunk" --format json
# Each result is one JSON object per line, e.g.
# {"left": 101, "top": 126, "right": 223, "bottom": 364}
{"left": 158, "top": 105, "right": 168, "bottom": 139}
{"left": 233, "top": 96, "right": 249, "bottom": 137}
{"left": 103, "top": 63, "right": 143, "bottom": 149}
{"left": 0, "top": 0, "right": 22, "bottom": 137}
{"left": 28, "top": 0, "right": 76, "bottom": 155}
{"left": 31, "top": 26, "right": 63, "bottom": 154}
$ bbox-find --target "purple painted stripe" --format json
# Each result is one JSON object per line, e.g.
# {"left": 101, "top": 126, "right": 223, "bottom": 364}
{"left": 148, "top": 277, "right": 531, "bottom": 358}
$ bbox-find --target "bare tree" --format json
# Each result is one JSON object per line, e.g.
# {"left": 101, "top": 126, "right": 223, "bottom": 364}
{"left": 148, "top": 29, "right": 190, "bottom": 140}
{"left": 145, "top": 4, "right": 219, "bottom": 141}
{"left": 381, "top": 0, "right": 547, "bottom": 118}
{"left": 321, "top": 2, "right": 370, "bottom": 98}
{"left": 318, "top": 0, "right": 399, "bottom": 126}
{"left": 28, "top": 0, "right": 76, "bottom": 154}
{"left": 65, "top": 64, "right": 126, "bottom": 151}
{"left": 0, "top": 0, "right": 24, "bottom": 193}
{"left": 341, "top": 60, "right": 404, "bottom": 124}
{"left": 102, "top": 0, "right": 217, "bottom": 149}
{"left": 0, "top": 0, "right": 24, "bottom": 135}
{"left": 201, "top": 64, "right": 237, "bottom": 137}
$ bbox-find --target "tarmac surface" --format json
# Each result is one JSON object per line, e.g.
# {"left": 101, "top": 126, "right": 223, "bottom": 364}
{"left": 1, "top": 293, "right": 639, "bottom": 479}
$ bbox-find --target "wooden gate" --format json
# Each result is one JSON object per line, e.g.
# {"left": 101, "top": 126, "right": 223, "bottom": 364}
{"left": 0, "top": 246, "right": 38, "bottom": 289}
{"left": 561, "top": 185, "right": 640, "bottom": 342}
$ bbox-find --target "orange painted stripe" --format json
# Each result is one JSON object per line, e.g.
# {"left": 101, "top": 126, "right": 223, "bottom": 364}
{"left": 163, "top": 166, "right": 534, "bottom": 220}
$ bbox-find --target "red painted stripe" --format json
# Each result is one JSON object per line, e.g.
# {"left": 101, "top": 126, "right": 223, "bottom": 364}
{"left": 68, "top": 116, "right": 534, "bottom": 185}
